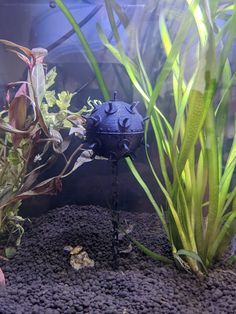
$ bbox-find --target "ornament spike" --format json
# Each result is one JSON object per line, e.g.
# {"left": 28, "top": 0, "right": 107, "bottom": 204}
{"left": 131, "top": 101, "right": 139, "bottom": 111}
{"left": 143, "top": 116, "right": 150, "bottom": 122}
{"left": 89, "top": 142, "right": 97, "bottom": 149}
{"left": 90, "top": 116, "right": 100, "bottom": 127}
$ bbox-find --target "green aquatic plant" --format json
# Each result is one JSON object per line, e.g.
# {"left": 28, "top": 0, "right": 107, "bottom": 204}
{"left": 56, "top": 0, "right": 236, "bottom": 275}
{"left": 97, "top": 0, "right": 236, "bottom": 275}
{"left": 0, "top": 41, "right": 86, "bottom": 254}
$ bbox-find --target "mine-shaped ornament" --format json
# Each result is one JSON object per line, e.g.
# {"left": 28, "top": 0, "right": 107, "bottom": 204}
{"left": 85, "top": 94, "right": 147, "bottom": 160}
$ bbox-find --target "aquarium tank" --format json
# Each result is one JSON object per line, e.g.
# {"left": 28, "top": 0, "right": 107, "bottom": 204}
{"left": 0, "top": 1, "right": 235, "bottom": 313}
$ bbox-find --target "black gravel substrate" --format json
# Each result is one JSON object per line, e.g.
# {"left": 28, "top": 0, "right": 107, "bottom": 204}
{"left": 0, "top": 205, "right": 235, "bottom": 314}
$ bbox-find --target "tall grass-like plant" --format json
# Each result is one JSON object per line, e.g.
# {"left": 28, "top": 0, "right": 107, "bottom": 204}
{"left": 96, "top": 0, "right": 236, "bottom": 275}
{"left": 57, "top": 0, "right": 236, "bottom": 275}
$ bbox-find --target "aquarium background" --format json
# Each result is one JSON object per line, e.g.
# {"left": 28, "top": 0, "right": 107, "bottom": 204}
{"left": 0, "top": 0, "right": 235, "bottom": 216}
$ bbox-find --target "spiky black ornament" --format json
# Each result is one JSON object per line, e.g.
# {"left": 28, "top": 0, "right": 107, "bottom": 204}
{"left": 86, "top": 93, "right": 145, "bottom": 160}
{"left": 85, "top": 93, "right": 147, "bottom": 269}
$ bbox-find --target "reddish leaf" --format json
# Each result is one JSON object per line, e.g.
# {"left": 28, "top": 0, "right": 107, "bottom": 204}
{"left": 0, "top": 177, "right": 62, "bottom": 210}
{"left": 0, "top": 268, "right": 5, "bottom": 288}
{"left": 53, "top": 138, "right": 71, "bottom": 154}
{"left": 5, "top": 87, "right": 11, "bottom": 104}
{"left": 22, "top": 155, "right": 57, "bottom": 191}
{"left": 7, "top": 81, "right": 30, "bottom": 87}
{"left": 8, "top": 49, "right": 30, "bottom": 66}
{"left": 36, "top": 106, "right": 50, "bottom": 137}
{"left": 0, "top": 40, "right": 36, "bottom": 69}
{"left": 9, "top": 84, "right": 28, "bottom": 126}
{"left": 9, "top": 84, "right": 28, "bottom": 146}
{"left": 0, "top": 39, "right": 33, "bottom": 57}
{"left": 5, "top": 81, "right": 30, "bottom": 104}
{"left": 31, "top": 48, "right": 48, "bottom": 65}
{"left": 67, "top": 114, "right": 85, "bottom": 127}
{"left": 0, "top": 255, "right": 9, "bottom": 262}
{"left": 0, "top": 118, "right": 34, "bottom": 134}
{"left": 16, "top": 177, "right": 62, "bottom": 200}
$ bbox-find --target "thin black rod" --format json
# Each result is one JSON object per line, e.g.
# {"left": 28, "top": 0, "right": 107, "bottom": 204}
{"left": 111, "top": 160, "right": 119, "bottom": 269}
{"left": 46, "top": 5, "right": 103, "bottom": 52}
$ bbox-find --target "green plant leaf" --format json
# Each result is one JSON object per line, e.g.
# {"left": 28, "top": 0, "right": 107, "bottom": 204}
{"left": 7, "top": 149, "right": 21, "bottom": 166}
{"left": 45, "top": 90, "right": 57, "bottom": 108}
{"left": 30, "top": 63, "right": 46, "bottom": 105}
{"left": 176, "top": 249, "right": 207, "bottom": 273}
{"left": 46, "top": 67, "right": 57, "bottom": 90}
{"left": 225, "top": 254, "right": 236, "bottom": 265}
{"left": 219, "top": 127, "right": 236, "bottom": 212}
{"left": 56, "top": 91, "right": 75, "bottom": 111}
{"left": 132, "top": 238, "right": 173, "bottom": 264}
{"left": 209, "top": 211, "right": 236, "bottom": 262}
{"left": 125, "top": 157, "right": 169, "bottom": 234}
{"left": 178, "top": 33, "right": 217, "bottom": 175}
{"left": 55, "top": 0, "right": 110, "bottom": 100}
{"left": 5, "top": 247, "right": 17, "bottom": 259}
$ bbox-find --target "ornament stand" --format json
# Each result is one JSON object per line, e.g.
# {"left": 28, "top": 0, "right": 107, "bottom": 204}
{"left": 111, "top": 160, "right": 120, "bottom": 269}
{"left": 85, "top": 92, "right": 146, "bottom": 270}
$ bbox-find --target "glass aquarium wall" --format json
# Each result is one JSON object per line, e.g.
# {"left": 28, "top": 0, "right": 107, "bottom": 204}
{"left": 0, "top": 0, "right": 236, "bottom": 305}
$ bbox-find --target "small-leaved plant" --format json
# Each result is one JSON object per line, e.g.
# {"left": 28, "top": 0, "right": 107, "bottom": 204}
{"left": 0, "top": 40, "right": 92, "bottom": 257}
